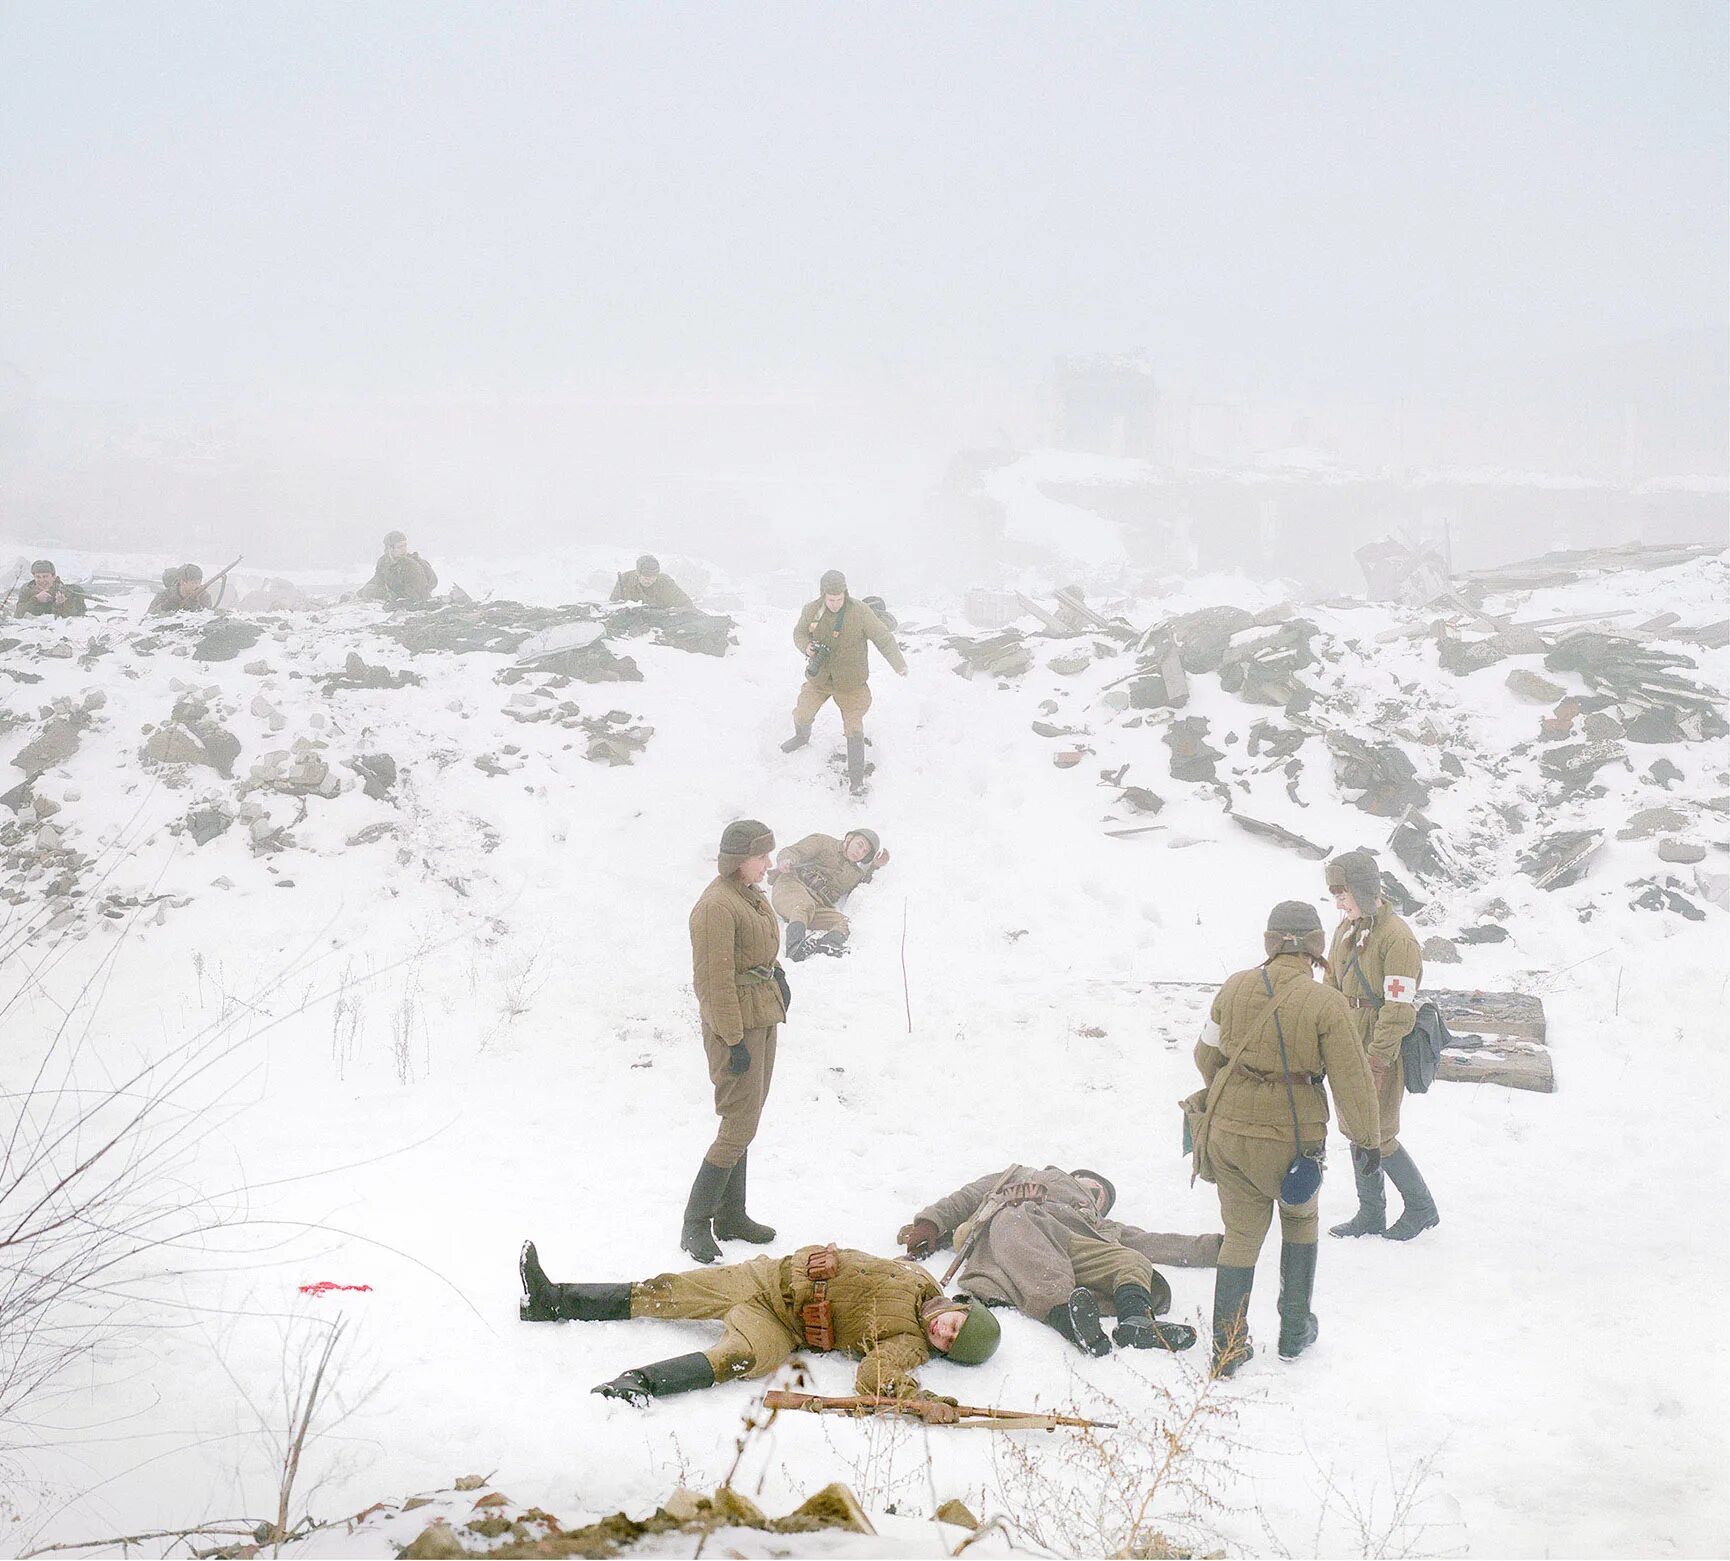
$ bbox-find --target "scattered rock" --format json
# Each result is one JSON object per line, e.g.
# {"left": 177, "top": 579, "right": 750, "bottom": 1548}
{"left": 948, "top": 630, "right": 1032, "bottom": 679}
{"left": 243, "top": 659, "right": 274, "bottom": 675}
{"left": 1230, "top": 812, "right": 1329, "bottom": 858}
{"left": 14, "top": 713, "right": 89, "bottom": 779}
{"left": 1421, "top": 936, "right": 1462, "bottom": 964}
{"left": 1520, "top": 829, "right": 1603, "bottom": 891}
{"left": 1438, "top": 635, "right": 1507, "bottom": 675}
{"left": 1506, "top": 668, "right": 1567, "bottom": 704}
{"left": 1327, "top": 732, "right": 1429, "bottom": 817}
{"left": 192, "top": 619, "right": 263, "bottom": 662}
{"left": 1456, "top": 923, "right": 1510, "bottom": 945}
{"left": 399, "top": 1520, "right": 466, "bottom": 1559}
{"left": 1631, "top": 879, "right": 1706, "bottom": 921}
{"left": 774, "top": 1484, "right": 876, "bottom": 1537}
{"left": 935, "top": 1499, "right": 980, "bottom": 1532}
{"left": 1157, "top": 605, "right": 1255, "bottom": 674}
{"left": 1539, "top": 740, "right": 1626, "bottom": 787}
{"left": 323, "top": 651, "right": 425, "bottom": 691}
{"left": 143, "top": 723, "right": 239, "bottom": 777}
{"left": 1645, "top": 758, "right": 1685, "bottom": 790}
{"left": 1657, "top": 839, "right": 1708, "bottom": 865}
{"left": 347, "top": 753, "right": 398, "bottom": 799}
{"left": 1118, "top": 785, "right": 1164, "bottom": 814}
{"left": 185, "top": 806, "right": 233, "bottom": 846}
{"left": 1165, "top": 716, "right": 1223, "bottom": 783}
{"left": 1619, "top": 806, "right": 1689, "bottom": 840}
{"left": 1582, "top": 711, "right": 1625, "bottom": 741}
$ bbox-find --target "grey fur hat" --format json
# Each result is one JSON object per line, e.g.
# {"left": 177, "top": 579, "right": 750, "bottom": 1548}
{"left": 820, "top": 569, "right": 847, "bottom": 595}
{"left": 717, "top": 818, "right": 775, "bottom": 876}
{"left": 1264, "top": 899, "right": 1326, "bottom": 960}
{"left": 1326, "top": 850, "right": 1383, "bottom": 912}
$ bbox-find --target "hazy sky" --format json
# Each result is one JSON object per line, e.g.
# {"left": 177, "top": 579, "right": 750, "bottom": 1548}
{"left": 3, "top": 0, "right": 1726, "bottom": 407}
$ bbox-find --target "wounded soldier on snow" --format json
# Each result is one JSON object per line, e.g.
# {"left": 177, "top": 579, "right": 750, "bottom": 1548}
{"left": 768, "top": 827, "right": 888, "bottom": 960}
{"left": 518, "top": 1239, "right": 999, "bottom": 1420}
{"left": 899, "top": 1164, "right": 1213, "bottom": 1357}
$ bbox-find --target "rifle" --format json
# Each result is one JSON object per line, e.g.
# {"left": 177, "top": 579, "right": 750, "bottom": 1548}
{"left": 204, "top": 555, "right": 243, "bottom": 609}
{"left": 0, "top": 565, "right": 21, "bottom": 619}
{"left": 763, "top": 1390, "right": 1112, "bottom": 1431}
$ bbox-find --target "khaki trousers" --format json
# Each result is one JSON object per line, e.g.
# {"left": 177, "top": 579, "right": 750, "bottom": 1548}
{"left": 770, "top": 876, "right": 848, "bottom": 935}
{"left": 1210, "top": 1127, "right": 1323, "bottom": 1268}
{"left": 1068, "top": 1235, "right": 1169, "bottom": 1314}
{"left": 793, "top": 680, "right": 872, "bottom": 734}
{"left": 631, "top": 1258, "right": 796, "bottom": 1383}
{"left": 701, "top": 1024, "right": 777, "bottom": 1170}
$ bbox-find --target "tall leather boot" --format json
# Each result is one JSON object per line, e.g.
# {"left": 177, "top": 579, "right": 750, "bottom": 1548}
{"left": 846, "top": 732, "right": 866, "bottom": 795}
{"left": 1382, "top": 1148, "right": 1440, "bottom": 1241}
{"left": 785, "top": 920, "right": 815, "bottom": 961}
{"left": 1044, "top": 1286, "right": 1111, "bottom": 1357}
{"left": 679, "top": 1159, "right": 729, "bottom": 1264}
{"left": 815, "top": 930, "right": 849, "bottom": 957}
{"left": 1210, "top": 1266, "right": 1256, "bottom": 1379}
{"left": 780, "top": 725, "right": 811, "bottom": 753}
{"left": 711, "top": 1151, "right": 775, "bottom": 1244}
{"left": 1329, "top": 1149, "right": 1387, "bottom": 1238}
{"left": 1276, "top": 1242, "right": 1319, "bottom": 1359}
{"left": 518, "top": 1241, "right": 633, "bottom": 1323}
{"left": 1111, "top": 1283, "right": 1197, "bottom": 1351}
{"left": 592, "top": 1352, "right": 715, "bottom": 1404}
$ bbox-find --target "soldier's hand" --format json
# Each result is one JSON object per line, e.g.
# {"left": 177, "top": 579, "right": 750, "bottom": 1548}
{"left": 875, "top": 848, "right": 890, "bottom": 867}
{"left": 1369, "top": 1057, "right": 1389, "bottom": 1086}
{"left": 727, "top": 1042, "right": 751, "bottom": 1075}
{"left": 895, "top": 665, "right": 908, "bottom": 677}
{"left": 899, "top": 1219, "right": 940, "bottom": 1259}
{"left": 918, "top": 1397, "right": 960, "bottom": 1425}
{"left": 1351, "top": 1144, "right": 1382, "bottom": 1175}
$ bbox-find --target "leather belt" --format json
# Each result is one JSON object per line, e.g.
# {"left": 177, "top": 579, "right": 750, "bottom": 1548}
{"left": 799, "top": 1245, "right": 839, "bottom": 1350}
{"left": 1345, "top": 996, "right": 1378, "bottom": 1010}
{"left": 1243, "top": 1066, "right": 1322, "bottom": 1086}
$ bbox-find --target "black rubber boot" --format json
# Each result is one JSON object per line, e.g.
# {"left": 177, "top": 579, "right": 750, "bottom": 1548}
{"left": 518, "top": 1241, "right": 633, "bottom": 1323}
{"left": 1329, "top": 1153, "right": 1387, "bottom": 1238}
{"left": 815, "top": 930, "right": 849, "bottom": 957}
{"left": 1210, "top": 1266, "right": 1256, "bottom": 1379}
{"left": 679, "top": 1160, "right": 729, "bottom": 1265}
{"left": 785, "top": 920, "right": 815, "bottom": 961}
{"left": 1276, "top": 1242, "right": 1319, "bottom": 1360}
{"left": 1045, "top": 1286, "right": 1111, "bottom": 1357}
{"left": 1110, "top": 1283, "right": 1197, "bottom": 1351}
{"left": 592, "top": 1352, "right": 716, "bottom": 1404}
{"left": 846, "top": 732, "right": 866, "bottom": 795}
{"left": 780, "top": 725, "right": 811, "bottom": 753}
{"left": 712, "top": 1151, "right": 775, "bottom": 1244}
{"left": 1382, "top": 1148, "right": 1440, "bottom": 1241}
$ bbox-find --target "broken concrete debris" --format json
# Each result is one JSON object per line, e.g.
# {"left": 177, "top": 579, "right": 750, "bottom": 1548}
{"left": 1164, "top": 716, "right": 1223, "bottom": 783}
{"left": 947, "top": 630, "right": 1032, "bottom": 679}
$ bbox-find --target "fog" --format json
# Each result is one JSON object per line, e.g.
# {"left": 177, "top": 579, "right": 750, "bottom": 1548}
{"left": 2, "top": 1, "right": 1726, "bottom": 582}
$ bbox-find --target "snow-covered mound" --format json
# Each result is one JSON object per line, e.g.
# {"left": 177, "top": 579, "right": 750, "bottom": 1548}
{"left": 2, "top": 554, "right": 1725, "bottom": 1558}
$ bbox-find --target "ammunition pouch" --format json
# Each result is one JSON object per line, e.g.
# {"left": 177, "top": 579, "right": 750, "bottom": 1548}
{"left": 800, "top": 1245, "right": 840, "bottom": 1349}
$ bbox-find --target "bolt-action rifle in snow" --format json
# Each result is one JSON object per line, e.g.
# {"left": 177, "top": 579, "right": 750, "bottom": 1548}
{"left": 763, "top": 1390, "right": 1112, "bottom": 1431}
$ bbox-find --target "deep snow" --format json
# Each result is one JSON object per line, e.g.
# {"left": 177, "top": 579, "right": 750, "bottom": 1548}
{"left": 2, "top": 542, "right": 1727, "bottom": 1558}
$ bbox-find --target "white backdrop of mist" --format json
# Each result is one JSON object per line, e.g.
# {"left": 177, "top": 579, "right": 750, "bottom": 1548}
{"left": 1, "top": 0, "right": 1725, "bottom": 580}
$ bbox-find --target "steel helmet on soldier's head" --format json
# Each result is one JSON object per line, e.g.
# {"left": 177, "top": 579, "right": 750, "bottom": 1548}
{"left": 944, "top": 1297, "right": 1001, "bottom": 1365}
{"left": 1068, "top": 1168, "right": 1116, "bottom": 1215}
{"left": 844, "top": 827, "right": 881, "bottom": 859}
{"left": 1265, "top": 899, "right": 1326, "bottom": 960}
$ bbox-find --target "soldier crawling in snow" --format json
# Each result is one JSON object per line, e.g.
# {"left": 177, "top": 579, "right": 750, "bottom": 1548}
{"left": 14, "top": 560, "right": 86, "bottom": 618}
{"left": 517, "top": 1238, "right": 1000, "bottom": 1418}
{"left": 610, "top": 554, "right": 695, "bottom": 610}
{"left": 768, "top": 826, "right": 888, "bottom": 960}
{"left": 148, "top": 564, "right": 213, "bottom": 614}
{"left": 357, "top": 530, "right": 438, "bottom": 603}
{"left": 898, "top": 1165, "right": 1201, "bottom": 1357}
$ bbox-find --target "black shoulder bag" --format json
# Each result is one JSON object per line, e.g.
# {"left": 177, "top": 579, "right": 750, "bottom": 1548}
{"left": 1343, "top": 955, "right": 1447, "bottom": 1095}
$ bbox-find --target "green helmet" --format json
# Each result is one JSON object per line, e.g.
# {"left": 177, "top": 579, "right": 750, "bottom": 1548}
{"left": 944, "top": 1297, "right": 1001, "bottom": 1365}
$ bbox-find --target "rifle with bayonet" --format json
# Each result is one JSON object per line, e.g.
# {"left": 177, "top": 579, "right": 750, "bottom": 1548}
{"left": 763, "top": 1390, "right": 1112, "bottom": 1431}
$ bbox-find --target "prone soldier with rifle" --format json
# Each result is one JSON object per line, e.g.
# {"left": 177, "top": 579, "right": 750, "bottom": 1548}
{"left": 148, "top": 557, "right": 242, "bottom": 615}
{"left": 517, "top": 1238, "right": 1000, "bottom": 1421}
{"left": 12, "top": 560, "right": 87, "bottom": 618}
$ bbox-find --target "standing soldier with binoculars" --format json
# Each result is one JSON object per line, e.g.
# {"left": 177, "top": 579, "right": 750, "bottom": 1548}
{"left": 780, "top": 569, "right": 907, "bottom": 795}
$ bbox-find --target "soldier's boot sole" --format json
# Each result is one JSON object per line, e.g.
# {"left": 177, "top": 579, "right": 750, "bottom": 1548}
{"left": 1063, "top": 1288, "right": 1112, "bottom": 1357}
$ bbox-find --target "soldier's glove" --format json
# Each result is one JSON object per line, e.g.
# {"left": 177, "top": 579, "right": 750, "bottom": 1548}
{"left": 1351, "top": 1144, "right": 1382, "bottom": 1175}
{"left": 727, "top": 1043, "right": 751, "bottom": 1076}
{"left": 916, "top": 1396, "right": 960, "bottom": 1425}
{"left": 898, "top": 1219, "right": 940, "bottom": 1259}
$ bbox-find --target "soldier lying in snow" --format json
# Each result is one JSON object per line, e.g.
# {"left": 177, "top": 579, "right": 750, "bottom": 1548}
{"left": 768, "top": 827, "right": 889, "bottom": 960}
{"left": 899, "top": 1165, "right": 1205, "bottom": 1356}
{"left": 610, "top": 553, "right": 695, "bottom": 610}
{"left": 518, "top": 1239, "right": 999, "bottom": 1418}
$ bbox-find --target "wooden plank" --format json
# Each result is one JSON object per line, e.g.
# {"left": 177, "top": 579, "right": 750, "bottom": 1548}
{"left": 1438, "top": 1036, "right": 1554, "bottom": 1093}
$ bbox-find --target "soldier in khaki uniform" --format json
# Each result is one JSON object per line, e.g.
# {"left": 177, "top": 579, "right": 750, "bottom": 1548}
{"left": 147, "top": 564, "right": 213, "bottom": 615}
{"left": 357, "top": 530, "right": 438, "bottom": 602}
{"left": 769, "top": 827, "right": 889, "bottom": 959}
{"left": 898, "top": 1165, "right": 1200, "bottom": 1356}
{"left": 610, "top": 554, "right": 695, "bottom": 610}
{"left": 15, "top": 561, "right": 86, "bottom": 618}
{"left": 516, "top": 1239, "right": 1000, "bottom": 1412}
{"left": 682, "top": 820, "right": 789, "bottom": 1265}
{"left": 1324, "top": 850, "right": 1440, "bottom": 1242}
{"left": 1187, "top": 901, "right": 1380, "bottom": 1377}
{"left": 781, "top": 569, "right": 907, "bottom": 795}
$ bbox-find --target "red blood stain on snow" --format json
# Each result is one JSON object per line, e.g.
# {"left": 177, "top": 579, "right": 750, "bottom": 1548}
{"left": 298, "top": 1281, "right": 374, "bottom": 1297}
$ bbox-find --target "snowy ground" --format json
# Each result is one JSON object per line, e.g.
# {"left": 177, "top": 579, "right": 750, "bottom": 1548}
{"left": 2, "top": 542, "right": 1727, "bottom": 1558}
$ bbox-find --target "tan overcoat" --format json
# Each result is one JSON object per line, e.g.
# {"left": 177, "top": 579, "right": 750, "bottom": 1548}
{"left": 792, "top": 594, "right": 905, "bottom": 691}
{"left": 689, "top": 873, "right": 787, "bottom": 1042}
